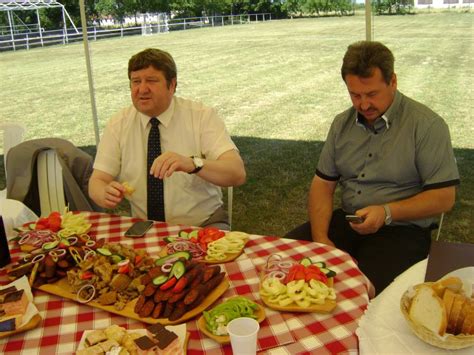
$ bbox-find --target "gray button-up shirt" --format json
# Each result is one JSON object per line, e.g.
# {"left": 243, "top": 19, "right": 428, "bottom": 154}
{"left": 316, "top": 90, "right": 460, "bottom": 228}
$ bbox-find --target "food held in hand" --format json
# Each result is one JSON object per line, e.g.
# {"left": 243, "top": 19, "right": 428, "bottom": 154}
{"left": 203, "top": 296, "right": 259, "bottom": 336}
{"left": 122, "top": 181, "right": 135, "bottom": 196}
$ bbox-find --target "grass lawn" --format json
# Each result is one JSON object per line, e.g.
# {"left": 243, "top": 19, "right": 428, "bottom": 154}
{"left": 1, "top": 11, "right": 473, "bottom": 243}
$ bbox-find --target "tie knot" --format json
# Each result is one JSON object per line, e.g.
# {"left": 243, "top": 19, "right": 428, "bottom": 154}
{"left": 150, "top": 117, "right": 159, "bottom": 127}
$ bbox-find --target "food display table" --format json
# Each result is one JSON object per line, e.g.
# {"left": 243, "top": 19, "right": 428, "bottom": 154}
{"left": 0, "top": 212, "right": 373, "bottom": 354}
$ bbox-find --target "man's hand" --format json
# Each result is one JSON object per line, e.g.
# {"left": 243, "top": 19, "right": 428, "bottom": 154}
{"left": 102, "top": 181, "right": 126, "bottom": 208}
{"left": 150, "top": 151, "right": 195, "bottom": 179}
{"left": 349, "top": 205, "right": 386, "bottom": 235}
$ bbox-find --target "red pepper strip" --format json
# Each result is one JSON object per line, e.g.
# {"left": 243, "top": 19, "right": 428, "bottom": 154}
{"left": 172, "top": 277, "right": 188, "bottom": 293}
{"left": 118, "top": 264, "right": 130, "bottom": 274}
{"left": 160, "top": 276, "right": 177, "bottom": 291}
{"left": 134, "top": 255, "right": 143, "bottom": 265}
{"left": 80, "top": 271, "right": 94, "bottom": 280}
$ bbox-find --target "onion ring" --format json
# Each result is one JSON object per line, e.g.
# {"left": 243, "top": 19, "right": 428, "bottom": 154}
{"left": 49, "top": 249, "right": 66, "bottom": 258}
{"left": 18, "top": 233, "right": 32, "bottom": 245}
{"left": 32, "top": 254, "right": 45, "bottom": 264}
{"left": 85, "top": 240, "right": 96, "bottom": 247}
{"left": 76, "top": 284, "right": 96, "bottom": 304}
{"left": 161, "top": 262, "right": 173, "bottom": 273}
{"left": 83, "top": 250, "right": 96, "bottom": 260}
{"left": 268, "top": 270, "right": 287, "bottom": 280}
{"left": 278, "top": 261, "right": 294, "bottom": 269}
{"left": 67, "top": 236, "right": 78, "bottom": 246}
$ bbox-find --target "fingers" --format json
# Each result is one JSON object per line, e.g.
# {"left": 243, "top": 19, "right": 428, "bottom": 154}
{"left": 150, "top": 152, "right": 190, "bottom": 179}
{"left": 103, "top": 181, "right": 124, "bottom": 208}
{"left": 350, "top": 206, "right": 384, "bottom": 235}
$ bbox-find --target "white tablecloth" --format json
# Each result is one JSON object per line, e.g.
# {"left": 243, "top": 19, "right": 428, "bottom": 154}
{"left": 357, "top": 259, "right": 473, "bottom": 354}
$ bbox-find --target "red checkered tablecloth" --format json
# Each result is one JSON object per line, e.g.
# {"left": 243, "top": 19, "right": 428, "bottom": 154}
{"left": 0, "top": 212, "right": 372, "bottom": 354}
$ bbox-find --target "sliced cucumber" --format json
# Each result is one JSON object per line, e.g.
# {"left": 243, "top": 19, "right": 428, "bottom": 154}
{"left": 170, "top": 260, "right": 186, "bottom": 280}
{"left": 155, "top": 251, "right": 192, "bottom": 266}
{"left": 300, "top": 257, "right": 312, "bottom": 267}
{"left": 110, "top": 254, "right": 124, "bottom": 264}
{"left": 178, "top": 230, "right": 189, "bottom": 239}
{"left": 314, "top": 261, "right": 326, "bottom": 269}
{"left": 187, "top": 230, "right": 199, "bottom": 239}
{"left": 43, "top": 240, "right": 59, "bottom": 250}
{"left": 164, "top": 236, "right": 178, "bottom": 243}
{"left": 152, "top": 275, "right": 168, "bottom": 286}
{"left": 97, "top": 248, "right": 112, "bottom": 256}
{"left": 320, "top": 267, "right": 336, "bottom": 278}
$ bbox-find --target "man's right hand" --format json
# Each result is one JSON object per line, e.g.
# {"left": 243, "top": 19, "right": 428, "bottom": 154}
{"left": 102, "top": 181, "right": 126, "bottom": 209}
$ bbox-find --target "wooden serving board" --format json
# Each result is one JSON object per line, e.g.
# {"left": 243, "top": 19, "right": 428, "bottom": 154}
{"left": 258, "top": 277, "right": 336, "bottom": 313}
{"left": 196, "top": 298, "right": 266, "bottom": 344}
{"left": 37, "top": 277, "right": 230, "bottom": 325}
{"left": 0, "top": 314, "right": 42, "bottom": 339}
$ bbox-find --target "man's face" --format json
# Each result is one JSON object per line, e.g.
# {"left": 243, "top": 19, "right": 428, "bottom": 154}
{"left": 130, "top": 66, "right": 176, "bottom": 117}
{"left": 345, "top": 67, "right": 397, "bottom": 124}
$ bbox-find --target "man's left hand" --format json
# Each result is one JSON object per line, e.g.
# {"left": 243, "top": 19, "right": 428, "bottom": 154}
{"left": 150, "top": 151, "right": 195, "bottom": 179}
{"left": 349, "top": 205, "right": 386, "bottom": 235}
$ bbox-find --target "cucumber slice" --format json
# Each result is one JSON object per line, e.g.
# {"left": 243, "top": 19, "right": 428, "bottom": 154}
{"left": 314, "top": 261, "right": 326, "bottom": 269}
{"left": 155, "top": 251, "right": 192, "bottom": 266}
{"left": 178, "top": 231, "right": 189, "bottom": 239}
{"left": 152, "top": 275, "right": 168, "bottom": 286}
{"left": 43, "top": 240, "right": 59, "bottom": 250}
{"left": 187, "top": 230, "right": 199, "bottom": 239}
{"left": 110, "top": 254, "right": 124, "bottom": 264}
{"left": 164, "top": 236, "right": 178, "bottom": 243}
{"left": 320, "top": 267, "right": 336, "bottom": 278}
{"left": 170, "top": 260, "right": 186, "bottom": 280}
{"left": 97, "top": 248, "right": 112, "bottom": 256}
{"left": 300, "top": 257, "right": 312, "bottom": 267}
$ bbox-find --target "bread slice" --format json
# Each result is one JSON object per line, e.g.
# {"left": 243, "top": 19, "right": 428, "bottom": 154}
{"left": 455, "top": 300, "right": 471, "bottom": 334}
{"left": 461, "top": 302, "right": 474, "bottom": 335}
{"left": 443, "top": 288, "right": 457, "bottom": 320}
{"left": 431, "top": 276, "right": 463, "bottom": 298}
{"left": 447, "top": 294, "right": 467, "bottom": 334}
{"left": 409, "top": 285, "right": 447, "bottom": 336}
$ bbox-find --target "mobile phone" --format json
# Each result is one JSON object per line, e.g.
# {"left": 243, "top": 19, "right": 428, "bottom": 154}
{"left": 124, "top": 220, "right": 154, "bottom": 237}
{"left": 345, "top": 215, "right": 364, "bottom": 224}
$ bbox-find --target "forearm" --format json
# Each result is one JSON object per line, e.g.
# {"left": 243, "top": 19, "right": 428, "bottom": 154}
{"left": 387, "top": 186, "right": 456, "bottom": 223}
{"left": 88, "top": 176, "right": 109, "bottom": 208}
{"left": 195, "top": 150, "right": 246, "bottom": 187}
{"left": 308, "top": 177, "right": 337, "bottom": 243}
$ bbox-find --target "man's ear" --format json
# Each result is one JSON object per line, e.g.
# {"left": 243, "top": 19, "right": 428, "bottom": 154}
{"left": 169, "top": 78, "right": 177, "bottom": 93}
{"left": 390, "top": 73, "right": 397, "bottom": 89}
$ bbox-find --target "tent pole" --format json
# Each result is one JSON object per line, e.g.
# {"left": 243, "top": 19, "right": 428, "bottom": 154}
{"left": 79, "top": 0, "right": 100, "bottom": 146}
{"left": 365, "top": 0, "right": 372, "bottom": 41}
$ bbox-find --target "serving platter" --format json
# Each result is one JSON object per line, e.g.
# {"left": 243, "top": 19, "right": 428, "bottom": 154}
{"left": 196, "top": 298, "right": 266, "bottom": 344}
{"left": 259, "top": 277, "right": 336, "bottom": 313}
{"left": 37, "top": 277, "right": 230, "bottom": 325}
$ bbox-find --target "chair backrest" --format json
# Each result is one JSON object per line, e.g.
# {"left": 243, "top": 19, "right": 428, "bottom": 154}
{"left": 1, "top": 122, "right": 26, "bottom": 180}
{"left": 435, "top": 212, "right": 445, "bottom": 241}
{"left": 227, "top": 186, "right": 233, "bottom": 230}
{"left": 37, "top": 149, "right": 67, "bottom": 217}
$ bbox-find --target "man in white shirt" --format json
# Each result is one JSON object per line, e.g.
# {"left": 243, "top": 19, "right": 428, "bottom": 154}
{"left": 89, "top": 48, "right": 246, "bottom": 228}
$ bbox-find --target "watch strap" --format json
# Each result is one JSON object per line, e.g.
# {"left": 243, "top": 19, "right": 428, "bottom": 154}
{"left": 383, "top": 204, "right": 392, "bottom": 225}
{"left": 190, "top": 156, "right": 203, "bottom": 174}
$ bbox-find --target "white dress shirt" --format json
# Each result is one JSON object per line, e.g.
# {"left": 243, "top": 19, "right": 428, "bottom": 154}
{"left": 93, "top": 96, "right": 237, "bottom": 226}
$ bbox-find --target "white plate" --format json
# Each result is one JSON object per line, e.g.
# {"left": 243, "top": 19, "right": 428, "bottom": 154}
{"left": 76, "top": 324, "right": 186, "bottom": 351}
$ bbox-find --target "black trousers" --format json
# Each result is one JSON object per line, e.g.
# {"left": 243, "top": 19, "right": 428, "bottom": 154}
{"left": 286, "top": 209, "right": 432, "bottom": 295}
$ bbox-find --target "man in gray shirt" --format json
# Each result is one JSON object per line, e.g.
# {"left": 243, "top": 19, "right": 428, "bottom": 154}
{"left": 287, "top": 41, "right": 460, "bottom": 294}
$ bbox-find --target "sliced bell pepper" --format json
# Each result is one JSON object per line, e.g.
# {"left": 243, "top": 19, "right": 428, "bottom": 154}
{"left": 159, "top": 276, "right": 177, "bottom": 291}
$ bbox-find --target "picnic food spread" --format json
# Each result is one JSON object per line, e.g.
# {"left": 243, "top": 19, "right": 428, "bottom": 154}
{"left": 259, "top": 254, "right": 337, "bottom": 313}
{"left": 2, "top": 211, "right": 345, "bottom": 352}
{"left": 400, "top": 276, "right": 474, "bottom": 349}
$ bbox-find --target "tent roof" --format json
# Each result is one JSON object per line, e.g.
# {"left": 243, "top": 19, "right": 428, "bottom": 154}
{"left": 0, "top": 0, "right": 64, "bottom": 12}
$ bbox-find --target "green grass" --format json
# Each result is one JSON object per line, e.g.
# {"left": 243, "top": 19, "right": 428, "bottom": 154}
{"left": 1, "top": 12, "right": 473, "bottom": 243}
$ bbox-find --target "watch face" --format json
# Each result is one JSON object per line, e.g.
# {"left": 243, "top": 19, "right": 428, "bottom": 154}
{"left": 193, "top": 157, "right": 204, "bottom": 168}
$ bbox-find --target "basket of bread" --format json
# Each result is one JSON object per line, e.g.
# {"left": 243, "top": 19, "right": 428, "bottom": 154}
{"left": 400, "top": 276, "right": 474, "bottom": 350}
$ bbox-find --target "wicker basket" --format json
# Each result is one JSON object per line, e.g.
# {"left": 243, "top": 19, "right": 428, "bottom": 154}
{"left": 400, "top": 288, "right": 474, "bottom": 350}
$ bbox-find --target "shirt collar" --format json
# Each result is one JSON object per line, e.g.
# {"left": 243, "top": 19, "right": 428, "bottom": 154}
{"left": 139, "top": 97, "right": 176, "bottom": 129}
{"left": 354, "top": 90, "right": 401, "bottom": 131}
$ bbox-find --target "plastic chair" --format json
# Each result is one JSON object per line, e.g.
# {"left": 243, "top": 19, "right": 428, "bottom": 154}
{"left": 37, "top": 149, "right": 67, "bottom": 217}
{"left": 1, "top": 122, "right": 26, "bottom": 199}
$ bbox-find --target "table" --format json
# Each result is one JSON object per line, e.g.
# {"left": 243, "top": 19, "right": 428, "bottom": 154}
{"left": 0, "top": 212, "right": 373, "bottom": 354}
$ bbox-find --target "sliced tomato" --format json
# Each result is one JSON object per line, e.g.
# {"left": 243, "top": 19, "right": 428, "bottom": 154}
{"left": 134, "top": 255, "right": 143, "bottom": 265}
{"left": 172, "top": 277, "right": 188, "bottom": 293}
{"left": 160, "top": 276, "right": 177, "bottom": 291}
{"left": 294, "top": 270, "right": 306, "bottom": 280}
{"left": 80, "top": 271, "right": 94, "bottom": 280}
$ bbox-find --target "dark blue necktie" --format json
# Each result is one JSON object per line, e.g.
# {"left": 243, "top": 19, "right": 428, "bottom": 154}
{"left": 147, "top": 117, "right": 165, "bottom": 221}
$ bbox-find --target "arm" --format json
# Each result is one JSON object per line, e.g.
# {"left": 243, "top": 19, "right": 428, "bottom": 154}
{"left": 352, "top": 186, "right": 456, "bottom": 234}
{"left": 308, "top": 175, "right": 338, "bottom": 245}
{"left": 150, "top": 149, "right": 246, "bottom": 187}
{"left": 88, "top": 169, "right": 126, "bottom": 209}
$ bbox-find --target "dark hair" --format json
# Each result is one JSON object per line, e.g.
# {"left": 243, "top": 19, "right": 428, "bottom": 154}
{"left": 128, "top": 48, "right": 177, "bottom": 89}
{"left": 341, "top": 41, "right": 395, "bottom": 84}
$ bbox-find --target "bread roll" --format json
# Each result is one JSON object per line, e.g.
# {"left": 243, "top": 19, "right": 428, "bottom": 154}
{"left": 432, "top": 277, "right": 463, "bottom": 298}
{"left": 409, "top": 285, "right": 447, "bottom": 336}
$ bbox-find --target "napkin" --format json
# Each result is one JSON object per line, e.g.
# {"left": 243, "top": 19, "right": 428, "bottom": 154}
{"left": 356, "top": 259, "right": 473, "bottom": 354}
{"left": 0, "top": 199, "right": 38, "bottom": 239}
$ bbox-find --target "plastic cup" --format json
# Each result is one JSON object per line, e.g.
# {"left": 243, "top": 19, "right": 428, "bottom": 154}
{"left": 226, "top": 317, "right": 260, "bottom": 355}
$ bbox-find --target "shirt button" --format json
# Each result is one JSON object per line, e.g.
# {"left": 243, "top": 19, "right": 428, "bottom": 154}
{"left": 357, "top": 190, "right": 361, "bottom": 194}
{"left": 368, "top": 153, "right": 372, "bottom": 157}
{"left": 361, "top": 173, "right": 365, "bottom": 178}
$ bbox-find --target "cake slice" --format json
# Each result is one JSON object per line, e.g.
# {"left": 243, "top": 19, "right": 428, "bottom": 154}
{"left": 409, "top": 285, "right": 447, "bottom": 336}
{"left": 0, "top": 289, "right": 29, "bottom": 316}
{"left": 0, "top": 314, "right": 23, "bottom": 332}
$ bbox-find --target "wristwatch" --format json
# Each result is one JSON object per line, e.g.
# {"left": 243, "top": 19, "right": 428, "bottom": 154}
{"left": 189, "top": 156, "right": 204, "bottom": 174}
{"left": 383, "top": 204, "right": 392, "bottom": 225}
